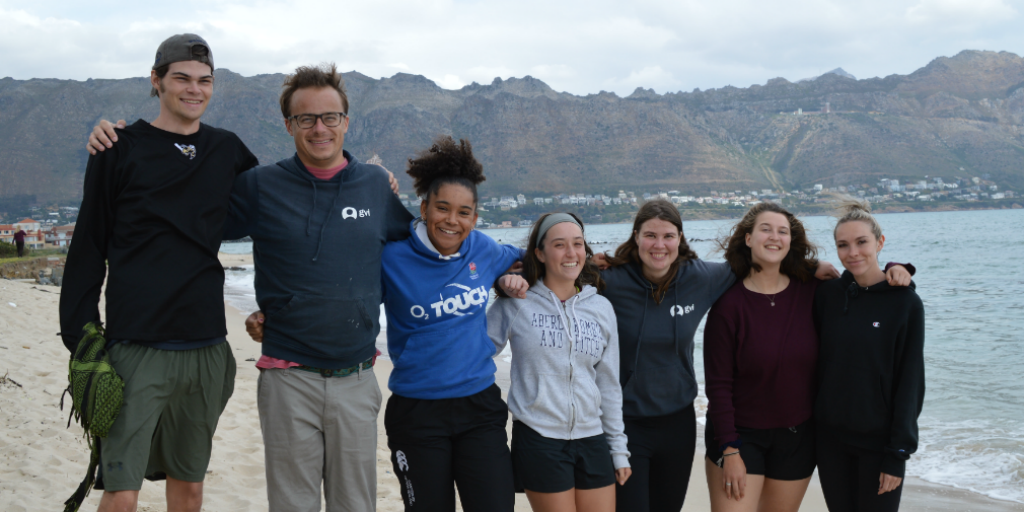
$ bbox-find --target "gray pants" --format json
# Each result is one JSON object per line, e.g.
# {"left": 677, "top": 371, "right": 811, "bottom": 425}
{"left": 258, "top": 366, "right": 382, "bottom": 512}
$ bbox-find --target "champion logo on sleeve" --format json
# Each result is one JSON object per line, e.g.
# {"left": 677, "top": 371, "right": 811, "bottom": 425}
{"left": 872, "top": 322, "right": 881, "bottom": 328}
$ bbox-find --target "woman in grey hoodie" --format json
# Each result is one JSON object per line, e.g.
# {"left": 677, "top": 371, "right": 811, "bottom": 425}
{"left": 488, "top": 212, "right": 631, "bottom": 512}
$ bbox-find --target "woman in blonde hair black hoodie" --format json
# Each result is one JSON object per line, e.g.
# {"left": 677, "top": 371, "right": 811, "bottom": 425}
{"left": 813, "top": 198, "right": 925, "bottom": 512}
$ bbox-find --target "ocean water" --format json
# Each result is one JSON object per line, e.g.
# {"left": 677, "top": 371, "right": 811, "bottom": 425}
{"left": 221, "top": 208, "right": 1024, "bottom": 503}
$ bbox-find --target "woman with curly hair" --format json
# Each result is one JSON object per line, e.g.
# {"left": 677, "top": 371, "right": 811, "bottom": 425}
{"left": 488, "top": 212, "right": 631, "bottom": 512}
{"left": 380, "top": 135, "right": 522, "bottom": 512}
{"left": 702, "top": 203, "right": 912, "bottom": 512}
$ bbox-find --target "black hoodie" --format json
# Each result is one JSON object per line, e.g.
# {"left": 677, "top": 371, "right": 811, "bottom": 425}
{"left": 813, "top": 271, "right": 925, "bottom": 478}
{"left": 601, "top": 260, "right": 735, "bottom": 419}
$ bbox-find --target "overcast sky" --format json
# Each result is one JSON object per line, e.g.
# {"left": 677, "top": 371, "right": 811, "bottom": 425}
{"left": 2, "top": 0, "right": 1022, "bottom": 96}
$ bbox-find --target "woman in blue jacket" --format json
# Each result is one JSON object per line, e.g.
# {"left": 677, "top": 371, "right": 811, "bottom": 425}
{"left": 380, "top": 136, "right": 522, "bottom": 512}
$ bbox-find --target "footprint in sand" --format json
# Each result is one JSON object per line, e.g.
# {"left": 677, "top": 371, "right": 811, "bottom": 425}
{"left": 235, "top": 464, "right": 264, "bottom": 478}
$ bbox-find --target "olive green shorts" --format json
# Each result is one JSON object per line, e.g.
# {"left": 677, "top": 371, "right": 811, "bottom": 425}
{"left": 98, "top": 341, "right": 236, "bottom": 491}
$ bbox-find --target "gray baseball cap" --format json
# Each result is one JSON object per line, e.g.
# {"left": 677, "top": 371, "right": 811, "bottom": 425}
{"left": 153, "top": 33, "right": 214, "bottom": 71}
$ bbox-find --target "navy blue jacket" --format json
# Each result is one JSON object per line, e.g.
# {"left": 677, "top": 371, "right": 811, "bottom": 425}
{"left": 225, "top": 151, "right": 413, "bottom": 368}
{"left": 601, "top": 260, "right": 736, "bottom": 419}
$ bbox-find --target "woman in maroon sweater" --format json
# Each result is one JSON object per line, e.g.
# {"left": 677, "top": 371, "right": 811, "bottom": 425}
{"left": 702, "top": 203, "right": 911, "bottom": 512}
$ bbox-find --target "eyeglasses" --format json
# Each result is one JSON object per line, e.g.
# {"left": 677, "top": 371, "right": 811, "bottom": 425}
{"left": 288, "top": 112, "right": 348, "bottom": 129}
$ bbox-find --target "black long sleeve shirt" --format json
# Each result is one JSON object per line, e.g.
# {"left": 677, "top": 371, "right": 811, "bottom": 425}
{"left": 59, "top": 120, "right": 258, "bottom": 351}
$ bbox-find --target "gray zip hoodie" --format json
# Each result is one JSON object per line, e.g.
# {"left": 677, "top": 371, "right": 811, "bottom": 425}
{"left": 488, "top": 280, "right": 630, "bottom": 469}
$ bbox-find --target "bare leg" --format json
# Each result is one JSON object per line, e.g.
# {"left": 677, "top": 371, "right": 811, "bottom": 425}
{"left": 166, "top": 477, "right": 204, "bottom": 512}
{"left": 526, "top": 488, "right": 577, "bottom": 512}
{"left": 575, "top": 484, "right": 616, "bottom": 512}
{"left": 97, "top": 490, "right": 140, "bottom": 512}
{"left": 758, "top": 477, "right": 811, "bottom": 512}
{"left": 705, "top": 457, "right": 764, "bottom": 512}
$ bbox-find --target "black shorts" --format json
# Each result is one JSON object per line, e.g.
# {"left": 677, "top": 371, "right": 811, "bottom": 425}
{"left": 511, "top": 421, "right": 616, "bottom": 493}
{"left": 704, "top": 418, "right": 816, "bottom": 481}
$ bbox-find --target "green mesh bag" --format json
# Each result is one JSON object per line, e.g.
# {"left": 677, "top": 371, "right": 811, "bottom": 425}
{"left": 61, "top": 322, "right": 124, "bottom": 512}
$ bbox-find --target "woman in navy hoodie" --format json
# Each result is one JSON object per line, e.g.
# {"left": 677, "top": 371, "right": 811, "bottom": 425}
{"left": 813, "top": 199, "right": 925, "bottom": 512}
{"left": 380, "top": 136, "right": 522, "bottom": 512}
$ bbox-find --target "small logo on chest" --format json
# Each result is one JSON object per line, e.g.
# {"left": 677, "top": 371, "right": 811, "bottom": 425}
{"left": 872, "top": 322, "right": 881, "bottom": 328}
{"left": 469, "top": 262, "right": 479, "bottom": 280}
{"left": 670, "top": 304, "right": 695, "bottom": 317}
{"left": 174, "top": 143, "right": 196, "bottom": 160}
{"left": 341, "top": 207, "right": 371, "bottom": 220}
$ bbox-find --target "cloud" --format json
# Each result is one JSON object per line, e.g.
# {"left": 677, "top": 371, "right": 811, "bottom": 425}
{"left": 2, "top": 0, "right": 1023, "bottom": 96}
{"left": 434, "top": 74, "right": 465, "bottom": 89}
{"left": 906, "top": 0, "right": 1017, "bottom": 25}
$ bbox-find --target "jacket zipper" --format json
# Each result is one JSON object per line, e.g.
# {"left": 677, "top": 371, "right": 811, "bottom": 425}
{"left": 564, "top": 300, "right": 576, "bottom": 434}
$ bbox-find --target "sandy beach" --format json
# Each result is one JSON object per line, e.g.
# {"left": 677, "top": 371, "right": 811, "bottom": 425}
{"left": 1, "top": 271, "right": 1021, "bottom": 511}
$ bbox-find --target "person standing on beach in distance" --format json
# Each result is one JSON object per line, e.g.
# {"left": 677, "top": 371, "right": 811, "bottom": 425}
{"left": 702, "top": 203, "right": 913, "bottom": 512}
{"left": 60, "top": 34, "right": 258, "bottom": 512}
{"left": 488, "top": 213, "right": 631, "bottom": 512}
{"left": 813, "top": 198, "right": 925, "bottom": 512}
{"left": 13, "top": 228, "right": 26, "bottom": 257}
{"left": 223, "top": 64, "right": 412, "bottom": 512}
{"left": 593, "top": 199, "right": 841, "bottom": 512}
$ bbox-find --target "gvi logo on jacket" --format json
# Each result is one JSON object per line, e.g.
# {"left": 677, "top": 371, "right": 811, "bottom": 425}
{"left": 341, "top": 207, "right": 371, "bottom": 220}
{"left": 670, "top": 304, "right": 696, "bottom": 317}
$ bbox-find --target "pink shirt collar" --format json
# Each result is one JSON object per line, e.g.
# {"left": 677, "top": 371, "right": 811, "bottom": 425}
{"left": 306, "top": 158, "right": 348, "bottom": 180}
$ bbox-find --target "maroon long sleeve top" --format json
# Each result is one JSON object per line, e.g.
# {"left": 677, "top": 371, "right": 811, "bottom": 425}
{"left": 703, "top": 278, "right": 820, "bottom": 446}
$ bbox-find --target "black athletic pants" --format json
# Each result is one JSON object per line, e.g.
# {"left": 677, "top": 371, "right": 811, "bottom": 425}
{"left": 16, "top": 241, "right": 24, "bottom": 257}
{"left": 384, "top": 383, "right": 515, "bottom": 512}
{"left": 816, "top": 428, "right": 903, "bottom": 512}
{"left": 616, "top": 403, "right": 697, "bottom": 512}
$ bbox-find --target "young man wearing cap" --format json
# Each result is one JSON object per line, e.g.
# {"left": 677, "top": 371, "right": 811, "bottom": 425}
{"left": 61, "top": 34, "right": 258, "bottom": 512}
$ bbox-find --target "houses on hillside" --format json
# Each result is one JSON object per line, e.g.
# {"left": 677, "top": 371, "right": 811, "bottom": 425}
{"left": 46, "top": 224, "right": 76, "bottom": 247}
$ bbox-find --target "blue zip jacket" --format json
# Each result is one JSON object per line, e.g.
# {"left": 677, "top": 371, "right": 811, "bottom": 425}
{"left": 225, "top": 151, "right": 413, "bottom": 369}
{"left": 382, "top": 219, "right": 522, "bottom": 399}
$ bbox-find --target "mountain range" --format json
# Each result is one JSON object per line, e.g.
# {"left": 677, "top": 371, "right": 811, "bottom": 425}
{"left": 1, "top": 49, "right": 1023, "bottom": 203}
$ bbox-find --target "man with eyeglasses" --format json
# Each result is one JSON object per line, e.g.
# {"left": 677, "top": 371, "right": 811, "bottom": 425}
{"left": 220, "top": 63, "right": 413, "bottom": 511}
{"left": 87, "top": 62, "right": 412, "bottom": 510}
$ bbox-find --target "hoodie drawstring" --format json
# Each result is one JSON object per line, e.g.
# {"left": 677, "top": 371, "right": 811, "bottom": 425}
{"left": 306, "top": 180, "right": 318, "bottom": 236}
{"left": 628, "top": 291, "right": 650, "bottom": 383}
{"left": 312, "top": 182, "right": 345, "bottom": 262}
{"left": 548, "top": 290, "right": 578, "bottom": 348}
{"left": 844, "top": 281, "right": 859, "bottom": 314}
